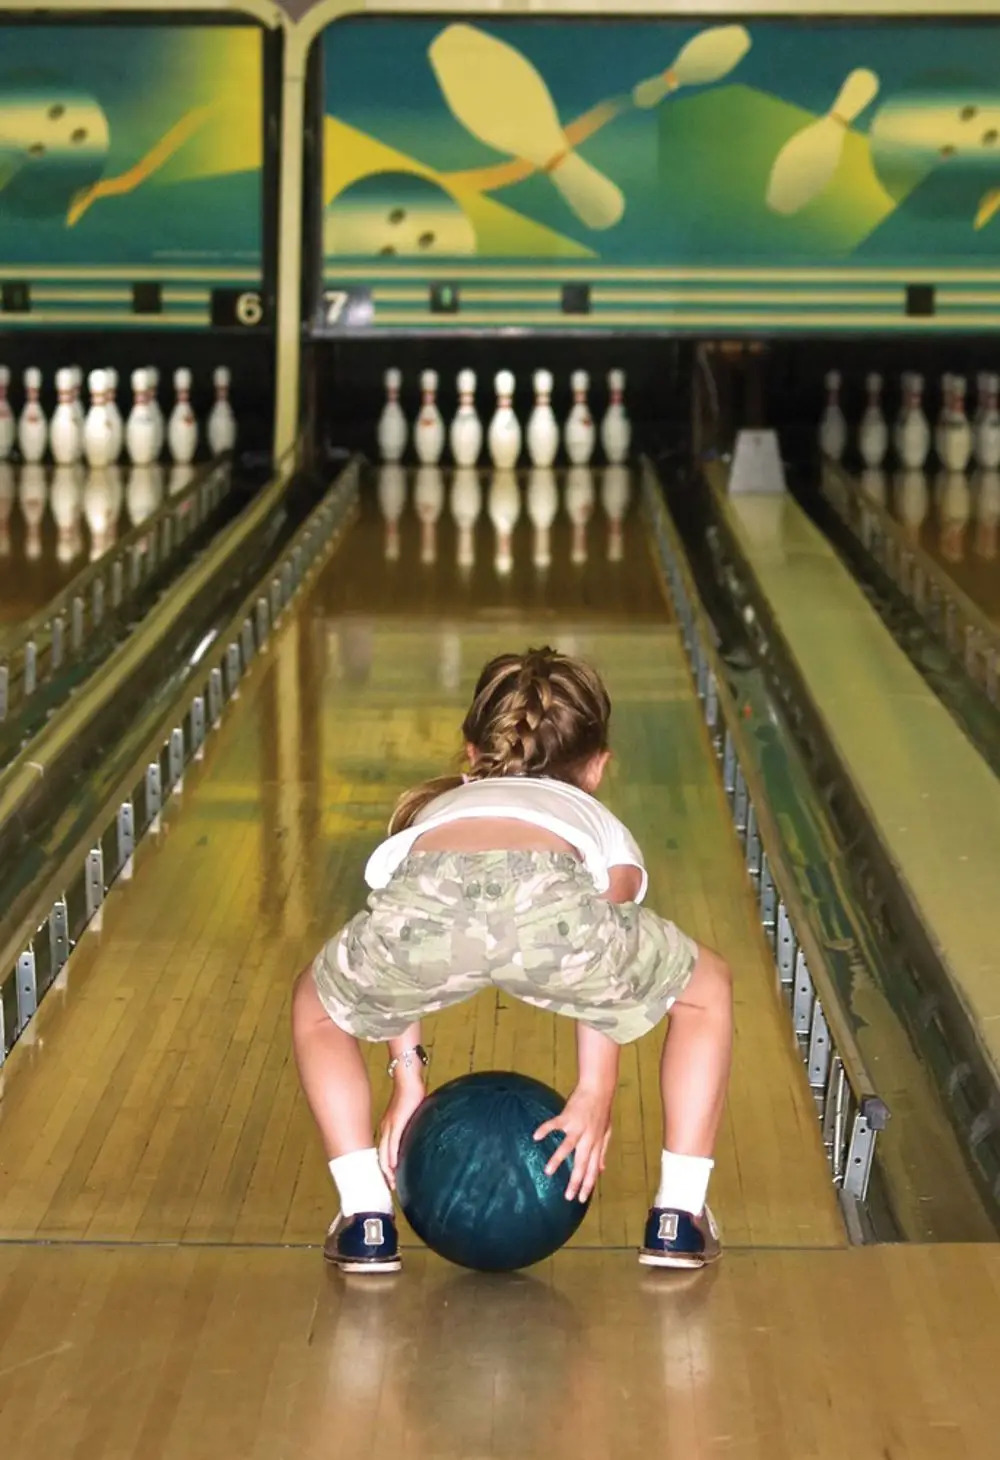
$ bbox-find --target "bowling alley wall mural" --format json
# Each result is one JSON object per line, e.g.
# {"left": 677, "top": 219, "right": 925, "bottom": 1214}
{"left": 320, "top": 18, "right": 1000, "bottom": 333}
{"left": 0, "top": 24, "right": 263, "bottom": 328}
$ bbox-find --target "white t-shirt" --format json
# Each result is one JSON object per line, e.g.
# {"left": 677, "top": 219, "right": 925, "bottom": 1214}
{"left": 364, "top": 776, "right": 648, "bottom": 902}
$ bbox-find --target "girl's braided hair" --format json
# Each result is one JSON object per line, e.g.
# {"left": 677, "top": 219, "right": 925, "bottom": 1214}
{"left": 388, "top": 647, "right": 611, "bottom": 834}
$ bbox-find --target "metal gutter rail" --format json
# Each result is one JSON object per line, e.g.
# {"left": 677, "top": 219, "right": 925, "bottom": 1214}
{"left": 641, "top": 460, "right": 889, "bottom": 1220}
{"left": 0, "top": 458, "right": 234, "bottom": 740}
{"left": 821, "top": 460, "right": 1000, "bottom": 709}
{"left": 0, "top": 459, "right": 361, "bottom": 1064}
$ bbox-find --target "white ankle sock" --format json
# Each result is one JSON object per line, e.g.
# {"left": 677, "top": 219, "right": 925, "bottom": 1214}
{"left": 329, "top": 1148, "right": 393, "bottom": 1217}
{"left": 655, "top": 1150, "right": 714, "bottom": 1215}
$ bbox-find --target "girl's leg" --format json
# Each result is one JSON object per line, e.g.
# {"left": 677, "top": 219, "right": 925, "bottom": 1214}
{"left": 660, "top": 945, "right": 733, "bottom": 1158}
{"left": 291, "top": 967, "right": 374, "bottom": 1159}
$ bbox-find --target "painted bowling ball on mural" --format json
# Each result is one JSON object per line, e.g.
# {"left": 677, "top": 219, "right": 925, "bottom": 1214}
{"left": 869, "top": 89, "right": 1000, "bottom": 220}
{"left": 0, "top": 87, "right": 109, "bottom": 217}
{"left": 324, "top": 171, "right": 476, "bottom": 256}
{"left": 396, "top": 1071, "right": 590, "bottom": 1273}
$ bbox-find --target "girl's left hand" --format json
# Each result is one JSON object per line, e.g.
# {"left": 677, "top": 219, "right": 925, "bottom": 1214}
{"left": 378, "top": 1078, "right": 427, "bottom": 1187}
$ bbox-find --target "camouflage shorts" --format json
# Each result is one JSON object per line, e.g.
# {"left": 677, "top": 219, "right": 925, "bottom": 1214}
{"left": 311, "top": 850, "right": 698, "bottom": 1046}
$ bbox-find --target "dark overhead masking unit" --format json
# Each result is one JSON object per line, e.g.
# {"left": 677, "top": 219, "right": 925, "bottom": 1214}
{"left": 561, "top": 283, "right": 590, "bottom": 315}
{"left": 430, "top": 282, "right": 460, "bottom": 314}
{"left": 905, "top": 284, "right": 935, "bottom": 317}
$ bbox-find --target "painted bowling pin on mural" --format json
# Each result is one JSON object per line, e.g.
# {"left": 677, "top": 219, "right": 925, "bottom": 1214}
{"left": 414, "top": 370, "right": 445, "bottom": 466}
{"left": 450, "top": 369, "right": 482, "bottom": 467}
{"left": 818, "top": 370, "right": 847, "bottom": 461}
{"left": 0, "top": 368, "right": 15, "bottom": 462}
{"left": 564, "top": 371, "right": 596, "bottom": 466}
{"left": 429, "top": 24, "right": 624, "bottom": 230}
{"left": 18, "top": 368, "right": 48, "bottom": 464}
{"left": 859, "top": 373, "right": 888, "bottom": 468}
{"left": 975, "top": 373, "right": 1000, "bottom": 470}
{"left": 378, "top": 368, "right": 408, "bottom": 463}
{"left": 766, "top": 68, "right": 879, "bottom": 216}
{"left": 601, "top": 370, "right": 631, "bottom": 464}
{"left": 488, "top": 370, "right": 522, "bottom": 469}
{"left": 526, "top": 370, "right": 559, "bottom": 468}
{"left": 632, "top": 24, "right": 751, "bottom": 110}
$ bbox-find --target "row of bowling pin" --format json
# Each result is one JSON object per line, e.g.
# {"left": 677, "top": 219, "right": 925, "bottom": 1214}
{"left": 854, "top": 464, "right": 1000, "bottom": 564}
{"left": 0, "top": 460, "right": 191, "bottom": 564}
{"left": 0, "top": 365, "right": 237, "bottom": 468}
{"left": 378, "top": 368, "right": 631, "bottom": 469}
{"left": 820, "top": 369, "right": 1000, "bottom": 473}
{"left": 376, "top": 463, "right": 631, "bottom": 572}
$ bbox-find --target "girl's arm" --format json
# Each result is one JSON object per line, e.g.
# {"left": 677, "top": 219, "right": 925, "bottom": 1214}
{"left": 378, "top": 1022, "right": 427, "bottom": 1185}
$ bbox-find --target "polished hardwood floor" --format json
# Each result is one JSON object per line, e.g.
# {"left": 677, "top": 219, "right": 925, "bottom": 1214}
{"left": 1, "top": 468, "right": 993, "bottom": 1457}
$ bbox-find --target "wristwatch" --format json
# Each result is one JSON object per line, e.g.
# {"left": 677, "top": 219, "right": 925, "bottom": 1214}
{"left": 387, "top": 1044, "right": 429, "bottom": 1079}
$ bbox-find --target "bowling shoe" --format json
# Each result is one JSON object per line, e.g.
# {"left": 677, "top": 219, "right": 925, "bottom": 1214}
{"left": 324, "top": 1210, "right": 402, "bottom": 1273}
{"left": 638, "top": 1205, "right": 722, "bottom": 1269}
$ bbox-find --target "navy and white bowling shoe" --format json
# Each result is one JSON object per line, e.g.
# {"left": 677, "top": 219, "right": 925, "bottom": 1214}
{"left": 324, "top": 1211, "right": 402, "bottom": 1273}
{"left": 638, "top": 1205, "right": 722, "bottom": 1269}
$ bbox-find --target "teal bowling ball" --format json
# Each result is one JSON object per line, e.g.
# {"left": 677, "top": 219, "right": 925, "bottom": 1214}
{"left": 396, "top": 1070, "right": 590, "bottom": 1272}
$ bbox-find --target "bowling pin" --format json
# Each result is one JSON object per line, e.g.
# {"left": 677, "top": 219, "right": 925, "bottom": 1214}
{"left": 0, "top": 367, "right": 15, "bottom": 461}
{"left": 69, "top": 367, "right": 85, "bottom": 433}
{"left": 147, "top": 366, "right": 165, "bottom": 458}
{"left": 429, "top": 25, "right": 623, "bottom": 230}
{"left": 601, "top": 464, "right": 631, "bottom": 562}
{"left": 50, "top": 368, "right": 82, "bottom": 465}
{"left": 488, "top": 370, "right": 522, "bottom": 469}
{"left": 941, "top": 376, "right": 972, "bottom": 473}
{"left": 18, "top": 463, "right": 47, "bottom": 562}
{"left": 0, "top": 462, "right": 12, "bottom": 556}
{"left": 83, "top": 369, "right": 117, "bottom": 468}
{"left": 414, "top": 370, "right": 445, "bottom": 466}
{"left": 377, "top": 368, "right": 408, "bottom": 463}
{"left": 167, "top": 367, "right": 198, "bottom": 465}
{"left": 974, "top": 469, "right": 1000, "bottom": 559}
{"left": 858, "top": 372, "right": 888, "bottom": 468}
{"left": 51, "top": 463, "right": 84, "bottom": 565}
{"left": 526, "top": 466, "right": 558, "bottom": 569}
{"left": 974, "top": 373, "right": 1000, "bottom": 469}
{"left": 487, "top": 469, "right": 521, "bottom": 575}
{"left": 601, "top": 369, "right": 631, "bottom": 465}
{"left": 897, "top": 374, "right": 930, "bottom": 469}
{"left": 414, "top": 464, "right": 445, "bottom": 564}
{"left": 565, "top": 465, "right": 595, "bottom": 565}
{"left": 564, "top": 370, "right": 596, "bottom": 466}
{"left": 125, "top": 368, "right": 158, "bottom": 466}
{"left": 126, "top": 463, "right": 164, "bottom": 526}
{"left": 894, "top": 468, "right": 929, "bottom": 546}
{"left": 526, "top": 369, "right": 559, "bottom": 469}
{"left": 632, "top": 24, "right": 751, "bottom": 109}
{"left": 376, "top": 463, "right": 406, "bottom": 562}
{"left": 18, "top": 367, "right": 48, "bottom": 464}
{"left": 766, "top": 68, "right": 879, "bottom": 215}
{"left": 104, "top": 367, "right": 124, "bottom": 462}
{"left": 450, "top": 466, "right": 482, "bottom": 572}
{"left": 939, "top": 470, "right": 971, "bottom": 563}
{"left": 818, "top": 369, "right": 847, "bottom": 461}
{"left": 449, "top": 369, "right": 482, "bottom": 467}
{"left": 207, "top": 366, "right": 237, "bottom": 457}
{"left": 934, "top": 373, "right": 954, "bottom": 462}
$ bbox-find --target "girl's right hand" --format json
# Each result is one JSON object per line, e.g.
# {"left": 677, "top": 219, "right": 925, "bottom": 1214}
{"left": 377, "top": 1077, "right": 427, "bottom": 1187}
{"left": 532, "top": 1083, "right": 614, "bottom": 1203}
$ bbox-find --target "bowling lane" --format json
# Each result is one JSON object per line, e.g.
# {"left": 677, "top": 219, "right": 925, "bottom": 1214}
{"left": 862, "top": 464, "right": 1000, "bottom": 626}
{"left": 0, "top": 460, "right": 190, "bottom": 646}
{"left": 0, "top": 467, "right": 843, "bottom": 1251}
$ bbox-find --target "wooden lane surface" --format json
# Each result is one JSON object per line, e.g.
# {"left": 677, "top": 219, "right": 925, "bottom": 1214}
{"left": 0, "top": 483, "right": 842, "bottom": 1251}
{"left": 3, "top": 1242, "right": 1000, "bottom": 1459}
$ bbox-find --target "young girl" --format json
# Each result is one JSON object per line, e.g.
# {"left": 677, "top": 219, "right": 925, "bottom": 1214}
{"left": 292, "top": 647, "right": 733, "bottom": 1272}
